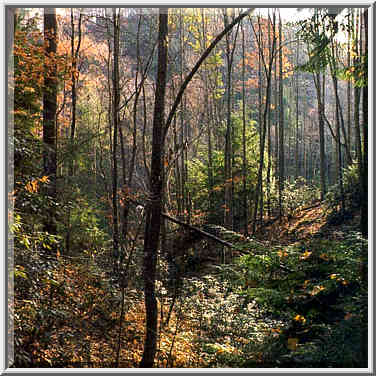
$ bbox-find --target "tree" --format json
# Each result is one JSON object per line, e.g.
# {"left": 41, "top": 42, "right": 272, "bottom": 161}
{"left": 112, "top": 8, "right": 121, "bottom": 267}
{"left": 360, "top": 8, "right": 368, "bottom": 237}
{"left": 43, "top": 8, "right": 58, "bottom": 235}
{"left": 141, "top": 7, "right": 254, "bottom": 367}
{"left": 223, "top": 9, "right": 240, "bottom": 230}
{"left": 250, "top": 11, "right": 276, "bottom": 231}
{"left": 140, "top": 8, "right": 168, "bottom": 368}
{"left": 278, "top": 12, "right": 285, "bottom": 217}
{"left": 241, "top": 20, "right": 248, "bottom": 234}
{"left": 65, "top": 9, "right": 82, "bottom": 253}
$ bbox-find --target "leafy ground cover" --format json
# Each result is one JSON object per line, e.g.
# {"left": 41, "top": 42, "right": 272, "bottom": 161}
{"left": 12, "top": 205, "right": 368, "bottom": 368}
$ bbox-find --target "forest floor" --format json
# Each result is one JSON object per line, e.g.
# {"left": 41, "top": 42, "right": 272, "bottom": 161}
{"left": 255, "top": 204, "right": 361, "bottom": 245}
{"left": 14, "top": 203, "right": 367, "bottom": 368}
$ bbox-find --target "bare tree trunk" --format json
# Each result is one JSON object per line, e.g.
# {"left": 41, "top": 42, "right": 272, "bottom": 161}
{"left": 314, "top": 71, "right": 326, "bottom": 200}
{"left": 346, "top": 10, "right": 353, "bottom": 166}
{"left": 223, "top": 9, "right": 239, "bottom": 230}
{"left": 65, "top": 9, "right": 82, "bottom": 254}
{"left": 140, "top": 9, "right": 168, "bottom": 368}
{"left": 43, "top": 8, "right": 57, "bottom": 236}
{"left": 241, "top": 20, "right": 249, "bottom": 234}
{"left": 252, "top": 11, "right": 276, "bottom": 232}
{"left": 360, "top": 9, "right": 368, "bottom": 237}
{"left": 278, "top": 13, "right": 285, "bottom": 218}
{"left": 294, "top": 40, "right": 300, "bottom": 179}
{"left": 201, "top": 9, "right": 215, "bottom": 224}
{"left": 120, "top": 14, "right": 143, "bottom": 257}
{"left": 112, "top": 8, "right": 120, "bottom": 266}
{"left": 68, "top": 9, "right": 82, "bottom": 177}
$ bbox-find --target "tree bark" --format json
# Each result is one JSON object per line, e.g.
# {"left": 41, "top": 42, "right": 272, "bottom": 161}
{"left": 65, "top": 9, "right": 82, "bottom": 254}
{"left": 278, "top": 13, "right": 285, "bottom": 218}
{"left": 314, "top": 72, "right": 326, "bottom": 200}
{"left": 294, "top": 40, "right": 300, "bottom": 179}
{"left": 223, "top": 9, "right": 239, "bottom": 230}
{"left": 241, "top": 20, "right": 249, "bottom": 234}
{"left": 112, "top": 8, "right": 120, "bottom": 265}
{"left": 43, "top": 8, "right": 57, "bottom": 235}
{"left": 360, "top": 9, "right": 368, "bottom": 237}
{"left": 251, "top": 12, "right": 276, "bottom": 232}
{"left": 140, "top": 8, "right": 168, "bottom": 368}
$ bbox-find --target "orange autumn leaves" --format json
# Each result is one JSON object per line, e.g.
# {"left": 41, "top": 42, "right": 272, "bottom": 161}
{"left": 25, "top": 176, "right": 49, "bottom": 193}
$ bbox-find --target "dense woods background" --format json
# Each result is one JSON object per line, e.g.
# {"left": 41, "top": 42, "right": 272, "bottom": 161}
{"left": 8, "top": 7, "right": 369, "bottom": 368}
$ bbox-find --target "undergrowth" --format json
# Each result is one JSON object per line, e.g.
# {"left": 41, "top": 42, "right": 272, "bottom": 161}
{"left": 12, "top": 208, "right": 368, "bottom": 368}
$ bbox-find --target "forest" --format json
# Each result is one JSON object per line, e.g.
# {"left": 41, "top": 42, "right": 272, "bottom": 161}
{"left": 8, "top": 6, "right": 369, "bottom": 368}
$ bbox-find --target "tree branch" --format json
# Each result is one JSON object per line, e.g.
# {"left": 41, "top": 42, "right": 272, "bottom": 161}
{"left": 163, "top": 8, "right": 255, "bottom": 142}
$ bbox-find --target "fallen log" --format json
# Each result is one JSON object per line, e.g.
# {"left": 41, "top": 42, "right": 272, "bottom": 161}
{"left": 129, "top": 198, "right": 234, "bottom": 249}
{"left": 161, "top": 212, "right": 234, "bottom": 249}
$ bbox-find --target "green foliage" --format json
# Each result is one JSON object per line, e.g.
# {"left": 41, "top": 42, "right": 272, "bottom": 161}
{"left": 337, "top": 55, "right": 367, "bottom": 88}
{"left": 229, "top": 232, "right": 367, "bottom": 367}
{"left": 281, "top": 177, "right": 320, "bottom": 215}
{"left": 326, "top": 163, "right": 361, "bottom": 211}
{"left": 63, "top": 196, "right": 110, "bottom": 255}
{"left": 186, "top": 111, "right": 269, "bottom": 224}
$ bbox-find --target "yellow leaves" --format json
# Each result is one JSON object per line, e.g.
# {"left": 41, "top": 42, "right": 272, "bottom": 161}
{"left": 23, "top": 86, "right": 35, "bottom": 94}
{"left": 303, "top": 280, "right": 310, "bottom": 289}
{"left": 208, "top": 342, "right": 238, "bottom": 355}
{"left": 310, "top": 285, "right": 325, "bottom": 296}
{"left": 294, "top": 314, "right": 306, "bottom": 324}
{"left": 330, "top": 274, "right": 349, "bottom": 286}
{"left": 300, "top": 250, "right": 312, "bottom": 260}
{"left": 40, "top": 176, "right": 49, "bottom": 183}
{"left": 287, "top": 337, "right": 299, "bottom": 351}
{"left": 13, "top": 109, "right": 28, "bottom": 117}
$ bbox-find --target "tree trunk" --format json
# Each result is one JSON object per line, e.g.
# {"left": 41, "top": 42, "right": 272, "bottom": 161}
{"left": 223, "top": 9, "right": 239, "bottom": 230}
{"left": 65, "top": 9, "right": 82, "bottom": 253}
{"left": 112, "top": 8, "right": 120, "bottom": 266}
{"left": 314, "top": 72, "right": 326, "bottom": 200}
{"left": 295, "top": 40, "right": 300, "bottom": 179}
{"left": 140, "top": 9, "right": 168, "bottom": 368}
{"left": 360, "top": 9, "right": 368, "bottom": 237}
{"left": 278, "top": 14, "right": 285, "bottom": 218}
{"left": 120, "top": 14, "right": 143, "bottom": 256}
{"left": 252, "top": 11, "right": 276, "bottom": 232}
{"left": 241, "top": 20, "right": 249, "bottom": 234}
{"left": 346, "top": 11, "right": 352, "bottom": 166}
{"left": 202, "top": 9, "right": 215, "bottom": 224}
{"left": 139, "top": 9, "right": 255, "bottom": 365}
{"left": 43, "top": 8, "right": 57, "bottom": 235}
